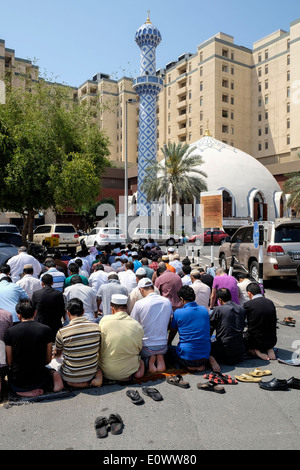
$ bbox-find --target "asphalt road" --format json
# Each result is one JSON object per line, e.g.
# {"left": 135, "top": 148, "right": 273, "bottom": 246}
{"left": 0, "top": 245, "right": 299, "bottom": 454}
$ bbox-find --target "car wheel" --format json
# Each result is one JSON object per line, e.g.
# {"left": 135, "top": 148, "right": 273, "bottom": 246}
{"left": 219, "top": 238, "right": 225, "bottom": 245}
{"left": 195, "top": 238, "right": 201, "bottom": 246}
{"left": 166, "top": 238, "right": 175, "bottom": 247}
{"left": 249, "top": 261, "right": 259, "bottom": 282}
{"left": 220, "top": 254, "right": 228, "bottom": 272}
{"left": 139, "top": 238, "right": 147, "bottom": 246}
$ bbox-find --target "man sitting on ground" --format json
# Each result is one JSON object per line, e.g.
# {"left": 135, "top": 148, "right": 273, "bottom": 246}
{"left": 243, "top": 282, "right": 277, "bottom": 361}
{"left": 53, "top": 298, "right": 102, "bottom": 389}
{"left": 131, "top": 278, "right": 173, "bottom": 373}
{"left": 4, "top": 299, "right": 63, "bottom": 397}
{"left": 167, "top": 286, "right": 211, "bottom": 372}
{"left": 98, "top": 294, "right": 144, "bottom": 382}
{"left": 209, "top": 288, "right": 246, "bottom": 372}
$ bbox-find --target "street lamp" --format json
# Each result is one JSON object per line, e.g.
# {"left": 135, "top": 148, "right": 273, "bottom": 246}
{"left": 125, "top": 98, "right": 137, "bottom": 241}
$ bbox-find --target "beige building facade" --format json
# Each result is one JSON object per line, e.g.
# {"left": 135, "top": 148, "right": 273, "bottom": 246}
{"left": 77, "top": 18, "right": 300, "bottom": 186}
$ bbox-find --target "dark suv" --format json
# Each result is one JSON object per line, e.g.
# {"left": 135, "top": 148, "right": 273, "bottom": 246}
{"left": 218, "top": 218, "right": 300, "bottom": 282}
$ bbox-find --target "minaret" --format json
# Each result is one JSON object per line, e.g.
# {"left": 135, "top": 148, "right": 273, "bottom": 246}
{"left": 133, "top": 12, "right": 163, "bottom": 216}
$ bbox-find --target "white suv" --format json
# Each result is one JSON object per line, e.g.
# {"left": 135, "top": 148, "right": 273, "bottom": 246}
{"left": 81, "top": 227, "right": 126, "bottom": 248}
{"left": 33, "top": 224, "right": 79, "bottom": 253}
{"left": 131, "top": 228, "right": 180, "bottom": 246}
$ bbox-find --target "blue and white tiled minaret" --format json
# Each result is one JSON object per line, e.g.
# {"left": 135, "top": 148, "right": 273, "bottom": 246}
{"left": 133, "top": 13, "right": 163, "bottom": 216}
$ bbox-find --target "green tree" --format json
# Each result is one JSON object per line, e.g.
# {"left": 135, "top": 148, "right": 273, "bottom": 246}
{"left": 141, "top": 142, "right": 207, "bottom": 231}
{"left": 0, "top": 78, "right": 111, "bottom": 242}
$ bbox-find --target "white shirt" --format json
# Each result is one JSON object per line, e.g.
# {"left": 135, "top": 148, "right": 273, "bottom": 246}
{"left": 127, "top": 285, "right": 160, "bottom": 314}
{"left": 191, "top": 279, "right": 211, "bottom": 310}
{"left": 7, "top": 252, "right": 42, "bottom": 283}
{"left": 118, "top": 269, "right": 137, "bottom": 294}
{"left": 131, "top": 292, "right": 173, "bottom": 347}
{"left": 16, "top": 274, "right": 42, "bottom": 299}
{"left": 88, "top": 269, "right": 108, "bottom": 293}
{"left": 63, "top": 284, "right": 98, "bottom": 322}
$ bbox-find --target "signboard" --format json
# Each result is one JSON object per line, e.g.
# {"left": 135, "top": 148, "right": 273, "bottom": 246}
{"left": 200, "top": 191, "right": 223, "bottom": 228}
{"left": 253, "top": 222, "right": 260, "bottom": 249}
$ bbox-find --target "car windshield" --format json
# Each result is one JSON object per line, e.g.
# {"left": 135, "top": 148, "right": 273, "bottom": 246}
{"left": 275, "top": 224, "right": 300, "bottom": 243}
{"left": 0, "top": 226, "right": 18, "bottom": 233}
{"left": 55, "top": 226, "right": 76, "bottom": 233}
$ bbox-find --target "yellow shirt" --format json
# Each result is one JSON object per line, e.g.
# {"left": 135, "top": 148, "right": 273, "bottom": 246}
{"left": 98, "top": 311, "right": 144, "bottom": 381}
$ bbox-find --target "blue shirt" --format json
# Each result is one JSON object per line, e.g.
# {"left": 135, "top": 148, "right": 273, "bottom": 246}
{"left": 171, "top": 301, "right": 211, "bottom": 361}
{"left": 41, "top": 268, "right": 65, "bottom": 292}
{"left": 0, "top": 280, "right": 29, "bottom": 322}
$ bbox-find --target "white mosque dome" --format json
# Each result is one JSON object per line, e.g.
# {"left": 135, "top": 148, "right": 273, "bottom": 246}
{"left": 188, "top": 133, "right": 284, "bottom": 221}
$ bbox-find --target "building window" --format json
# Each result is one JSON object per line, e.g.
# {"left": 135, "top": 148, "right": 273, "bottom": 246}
{"left": 231, "top": 111, "right": 234, "bottom": 120}
{"left": 265, "top": 126, "right": 269, "bottom": 135}
{"left": 287, "top": 87, "right": 290, "bottom": 97}
{"left": 258, "top": 68, "right": 262, "bottom": 77}
{"left": 200, "top": 111, "right": 203, "bottom": 121}
{"left": 258, "top": 142, "right": 262, "bottom": 151}
{"left": 222, "top": 109, "right": 229, "bottom": 118}
{"left": 200, "top": 66, "right": 203, "bottom": 76}
{"left": 189, "top": 90, "right": 192, "bottom": 99}
{"left": 265, "top": 80, "right": 268, "bottom": 90}
{"left": 258, "top": 98, "right": 262, "bottom": 107}
{"left": 265, "top": 95, "right": 269, "bottom": 105}
{"left": 287, "top": 135, "right": 290, "bottom": 145}
{"left": 265, "top": 50, "right": 269, "bottom": 60}
{"left": 222, "top": 124, "right": 228, "bottom": 133}
{"left": 287, "top": 102, "right": 290, "bottom": 113}
{"left": 222, "top": 79, "right": 229, "bottom": 88}
{"left": 222, "top": 49, "right": 229, "bottom": 58}
{"left": 258, "top": 128, "right": 262, "bottom": 136}
{"left": 258, "top": 83, "right": 262, "bottom": 93}
{"left": 265, "top": 111, "right": 268, "bottom": 120}
{"left": 200, "top": 126, "right": 203, "bottom": 136}
{"left": 287, "top": 55, "right": 290, "bottom": 65}
{"left": 222, "top": 94, "right": 229, "bottom": 103}
{"left": 231, "top": 96, "right": 234, "bottom": 105}
{"left": 222, "top": 64, "right": 229, "bottom": 73}
{"left": 287, "top": 119, "right": 290, "bottom": 129}
{"left": 199, "top": 51, "right": 203, "bottom": 62}
{"left": 265, "top": 64, "right": 268, "bottom": 74}
{"left": 258, "top": 53, "right": 262, "bottom": 63}
{"left": 265, "top": 141, "right": 268, "bottom": 150}
{"left": 231, "top": 67, "right": 234, "bottom": 75}
{"left": 200, "top": 81, "right": 203, "bottom": 91}
{"left": 258, "top": 113, "right": 262, "bottom": 122}
{"left": 287, "top": 70, "right": 290, "bottom": 81}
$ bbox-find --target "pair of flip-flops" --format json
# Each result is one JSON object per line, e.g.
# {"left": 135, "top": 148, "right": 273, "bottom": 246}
{"left": 94, "top": 413, "right": 123, "bottom": 438}
{"left": 203, "top": 372, "right": 238, "bottom": 385}
{"left": 126, "top": 387, "right": 163, "bottom": 404}
{"left": 197, "top": 382, "right": 226, "bottom": 394}
{"left": 235, "top": 368, "right": 272, "bottom": 383}
{"left": 278, "top": 317, "right": 296, "bottom": 327}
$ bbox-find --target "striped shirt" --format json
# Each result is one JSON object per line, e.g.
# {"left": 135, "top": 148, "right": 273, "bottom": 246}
{"left": 55, "top": 317, "right": 101, "bottom": 383}
{"left": 41, "top": 268, "right": 65, "bottom": 292}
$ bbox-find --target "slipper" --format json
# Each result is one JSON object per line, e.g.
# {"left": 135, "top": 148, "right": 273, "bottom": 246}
{"left": 248, "top": 368, "right": 272, "bottom": 377}
{"left": 197, "top": 382, "right": 225, "bottom": 394}
{"left": 278, "top": 320, "right": 295, "bottom": 327}
{"left": 284, "top": 317, "right": 296, "bottom": 324}
{"left": 166, "top": 374, "right": 190, "bottom": 389}
{"left": 142, "top": 386, "right": 163, "bottom": 401}
{"left": 107, "top": 413, "right": 124, "bottom": 435}
{"left": 235, "top": 373, "right": 262, "bottom": 383}
{"left": 126, "top": 389, "right": 144, "bottom": 405}
{"left": 94, "top": 416, "right": 108, "bottom": 438}
{"left": 204, "top": 372, "right": 238, "bottom": 385}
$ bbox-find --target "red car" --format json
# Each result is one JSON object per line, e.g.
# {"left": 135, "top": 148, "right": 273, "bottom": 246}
{"left": 189, "top": 229, "right": 229, "bottom": 246}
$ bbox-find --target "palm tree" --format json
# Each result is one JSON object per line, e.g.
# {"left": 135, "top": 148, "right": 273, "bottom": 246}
{"left": 141, "top": 142, "right": 207, "bottom": 232}
{"left": 283, "top": 171, "right": 300, "bottom": 215}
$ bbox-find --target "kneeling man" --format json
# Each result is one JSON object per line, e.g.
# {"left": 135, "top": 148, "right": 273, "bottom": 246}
{"left": 98, "top": 294, "right": 145, "bottom": 382}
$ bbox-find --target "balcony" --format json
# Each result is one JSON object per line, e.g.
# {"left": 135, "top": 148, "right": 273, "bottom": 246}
{"left": 176, "top": 114, "right": 187, "bottom": 123}
{"left": 177, "top": 127, "right": 187, "bottom": 137}
{"left": 177, "top": 86, "right": 187, "bottom": 96}
{"left": 176, "top": 100, "right": 187, "bottom": 109}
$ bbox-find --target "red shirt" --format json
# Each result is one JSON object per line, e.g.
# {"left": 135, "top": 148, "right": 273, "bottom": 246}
{"left": 154, "top": 270, "right": 182, "bottom": 310}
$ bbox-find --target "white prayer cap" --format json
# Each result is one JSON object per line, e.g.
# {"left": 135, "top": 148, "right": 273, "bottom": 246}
{"left": 111, "top": 294, "right": 128, "bottom": 305}
{"left": 167, "top": 247, "right": 175, "bottom": 252}
{"left": 138, "top": 278, "right": 153, "bottom": 288}
{"left": 135, "top": 267, "right": 147, "bottom": 276}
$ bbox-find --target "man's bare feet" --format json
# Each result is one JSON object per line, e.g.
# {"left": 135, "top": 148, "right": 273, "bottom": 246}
{"left": 16, "top": 388, "right": 44, "bottom": 397}
{"left": 148, "top": 355, "right": 157, "bottom": 373}
{"left": 91, "top": 368, "right": 103, "bottom": 387}
{"left": 209, "top": 356, "right": 221, "bottom": 373}
{"left": 267, "top": 349, "right": 276, "bottom": 360}
{"left": 51, "top": 371, "right": 64, "bottom": 392}
{"left": 187, "top": 365, "right": 206, "bottom": 372}
{"left": 156, "top": 354, "right": 166, "bottom": 372}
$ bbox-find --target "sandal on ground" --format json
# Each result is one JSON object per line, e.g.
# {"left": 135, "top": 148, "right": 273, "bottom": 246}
{"left": 197, "top": 382, "right": 225, "bottom": 394}
{"left": 278, "top": 320, "right": 295, "bottom": 327}
{"left": 126, "top": 389, "right": 144, "bottom": 405}
{"left": 142, "top": 386, "right": 163, "bottom": 401}
{"left": 284, "top": 317, "right": 296, "bottom": 324}
{"left": 204, "top": 372, "right": 238, "bottom": 385}
{"left": 234, "top": 373, "right": 262, "bottom": 383}
{"left": 94, "top": 416, "right": 109, "bottom": 438}
{"left": 248, "top": 368, "right": 272, "bottom": 377}
{"left": 166, "top": 374, "right": 190, "bottom": 389}
{"left": 107, "top": 413, "right": 124, "bottom": 435}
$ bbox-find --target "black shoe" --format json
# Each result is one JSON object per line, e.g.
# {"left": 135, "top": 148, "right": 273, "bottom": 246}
{"left": 286, "top": 377, "right": 300, "bottom": 390}
{"left": 259, "top": 378, "right": 289, "bottom": 391}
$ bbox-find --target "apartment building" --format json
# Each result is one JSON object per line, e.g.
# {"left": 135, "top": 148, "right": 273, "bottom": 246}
{"left": 77, "top": 18, "right": 300, "bottom": 187}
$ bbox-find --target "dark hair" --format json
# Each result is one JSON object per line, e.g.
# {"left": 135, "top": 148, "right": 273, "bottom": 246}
{"left": 66, "top": 298, "right": 84, "bottom": 317}
{"left": 182, "top": 258, "right": 191, "bottom": 266}
{"left": 246, "top": 282, "right": 261, "bottom": 296}
{"left": 71, "top": 275, "right": 83, "bottom": 285}
{"left": 0, "top": 265, "right": 10, "bottom": 274}
{"left": 45, "top": 259, "right": 56, "bottom": 268}
{"left": 16, "top": 299, "right": 35, "bottom": 319}
{"left": 23, "top": 266, "right": 34, "bottom": 275}
{"left": 236, "top": 272, "right": 250, "bottom": 281}
{"left": 182, "top": 265, "right": 191, "bottom": 275}
{"left": 126, "top": 261, "right": 134, "bottom": 271}
{"left": 0, "top": 276, "right": 12, "bottom": 282}
{"left": 178, "top": 285, "right": 196, "bottom": 302}
{"left": 216, "top": 288, "right": 232, "bottom": 302}
{"left": 94, "top": 264, "right": 104, "bottom": 271}
{"left": 69, "top": 263, "right": 79, "bottom": 274}
{"left": 75, "top": 258, "right": 83, "bottom": 268}
{"left": 42, "top": 273, "right": 53, "bottom": 286}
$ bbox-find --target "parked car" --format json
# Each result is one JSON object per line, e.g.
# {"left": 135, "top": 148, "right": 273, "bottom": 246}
{"left": 131, "top": 228, "right": 180, "bottom": 247}
{"left": 32, "top": 224, "right": 79, "bottom": 253}
{"left": 0, "top": 224, "right": 20, "bottom": 234}
{"left": 0, "top": 233, "right": 47, "bottom": 266}
{"left": 81, "top": 227, "right": 126, "bottom": 248}
{"left": 189, "top": 229, "right": 229, "bottom": 246}
{"left": 218, "top": 218, "right": 300, "bottom": 282}
{"left": 0, "top": 243, "right": 19, "bottom": 266}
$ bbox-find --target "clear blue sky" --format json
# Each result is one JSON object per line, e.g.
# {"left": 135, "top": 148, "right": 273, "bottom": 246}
{"left": 1, "top": 0, "right": 299, "bottom": 87}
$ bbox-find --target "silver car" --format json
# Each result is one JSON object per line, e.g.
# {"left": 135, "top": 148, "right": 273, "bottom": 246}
{"left": 81, "top": 227, "right": 126, "bottom": 248}
{"left": 218, "top": 218, "right": 300, "bottom": 281}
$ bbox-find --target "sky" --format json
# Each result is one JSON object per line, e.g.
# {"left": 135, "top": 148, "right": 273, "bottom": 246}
{"left": 1, "top": 0, "right": 299, "bottom": 88}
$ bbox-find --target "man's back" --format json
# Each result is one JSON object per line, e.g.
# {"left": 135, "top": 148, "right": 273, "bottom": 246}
{"left": 98, "top": 311, "right": 143, "bottom": 381}
{"left": 212, "top": 274, "right": 240, "bottom": 305}
{"left": 8, "top": 253, "right": 41, "bottom": 282}
{"left": 118, "top": 270, "right": 137, "bottom": 294}
{"left": 32, "top": 286, "right": 65, "bottom": 340}
{"left": 64, "top": 284, "right": 97, "bottom": 322}
{"left": 210, "top": 301, "right": 245, "bottom": 352}
{"left": 0, "top": 281, "right": 29, "bottom": 323}
{"left": 155, "top": 270, "right": 182, "bottom": 310}
{"left": 131, "top": 292, "right": 173, "bottom": 347}
{"left": 191, "top": 280, "right": 211, "bottom": 310}
{"left": 243, "top": 296, "right": 277, "bottom": 348}
{"left": 97, "top": 280, "right": 128, "bottom": 316}
{"left": 4, "top": 321, "right": 52, "bottom": 389}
